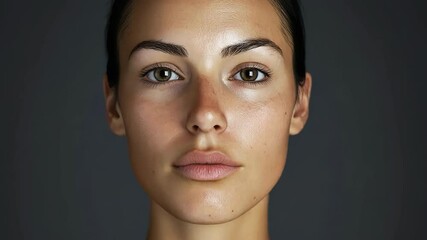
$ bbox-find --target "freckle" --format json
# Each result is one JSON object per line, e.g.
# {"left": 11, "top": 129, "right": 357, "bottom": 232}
{"left": 285, "top": 112, "right": 287, "bottom": 115}
{"left": 232, "top": 210, "right": 234, "bottom": 213}
{"left": 253, "top": 196, "right": 257, "bottom": 200}
{"left": 209, "top": 214, "right": 211, "bottom": 217}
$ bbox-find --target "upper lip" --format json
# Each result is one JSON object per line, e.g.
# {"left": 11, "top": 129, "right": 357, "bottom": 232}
{"left": 173, "top": 150, "right": 241, "bottom": 167}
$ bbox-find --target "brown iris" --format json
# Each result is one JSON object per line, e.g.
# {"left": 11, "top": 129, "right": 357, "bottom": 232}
{"left": 154, "top": 68, "right": 172, "bottom": 82}
{"left": 240, "top": 68, "right": 258, "bottom": 81}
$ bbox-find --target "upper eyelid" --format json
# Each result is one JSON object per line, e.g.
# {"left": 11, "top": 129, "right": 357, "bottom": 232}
{"left": 139, "top": 63, "right": 184, "bottom": 77}
{"left": 230, "top": 63, "right": 272, "bottom": 76}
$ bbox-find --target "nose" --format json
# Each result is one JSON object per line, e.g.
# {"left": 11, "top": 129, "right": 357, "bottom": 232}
{"left": 185, "top": 78, "right": 227, "bottom": 135}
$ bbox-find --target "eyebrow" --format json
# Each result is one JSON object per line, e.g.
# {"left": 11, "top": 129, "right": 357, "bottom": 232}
{"left": 129, "top": 40, "right": 188, "bottom": 59}
{"left": 128, "top": 38, "right": 282, "bottom": 59}
{"left": 221, "top": 38, "right": 283, "bottom": 57}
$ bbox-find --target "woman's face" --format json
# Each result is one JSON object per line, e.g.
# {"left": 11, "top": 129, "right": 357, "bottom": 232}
{"left": 104, "top": 0, "right": 310, "bottom": 224}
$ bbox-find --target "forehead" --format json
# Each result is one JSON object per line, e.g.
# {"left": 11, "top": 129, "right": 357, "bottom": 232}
{"left": 120, "top": 0, "right": 290, "bottom": 57}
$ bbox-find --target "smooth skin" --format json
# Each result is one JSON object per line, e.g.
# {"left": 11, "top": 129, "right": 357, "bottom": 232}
{"left": 103, "top": 0, "right": 312, "bottom": 239}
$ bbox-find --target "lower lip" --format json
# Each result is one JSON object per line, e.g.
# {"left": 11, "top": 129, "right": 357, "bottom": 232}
{"left": 174, "top": 164, "right": 239, "bottom": 181}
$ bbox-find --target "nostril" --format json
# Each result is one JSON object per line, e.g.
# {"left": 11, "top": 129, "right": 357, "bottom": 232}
{"left": 191, "top": 124, "right": 222, "bottom": 132}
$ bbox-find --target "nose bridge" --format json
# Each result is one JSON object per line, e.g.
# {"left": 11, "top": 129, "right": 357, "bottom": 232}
{"left": 186, "top": 74, "right": 227, "bottom": 134}
{"left": 195, "top": 75, "right": 220, "bottom": 108}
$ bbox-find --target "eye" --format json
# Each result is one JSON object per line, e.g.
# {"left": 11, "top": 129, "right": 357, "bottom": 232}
{"left": 144, "top": 67, "right": 182, "bottom": 82}
{"left": 233, "top": 68, "right": 268, "bottom": 82}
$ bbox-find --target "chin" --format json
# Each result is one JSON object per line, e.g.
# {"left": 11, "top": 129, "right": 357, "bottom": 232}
{"left": 167, "top": 203, "right": 242, "bottom": 225}
{"left": 158, "top": 190, "right": 269, "bottom": 225}
{"left": 151, "top": 187, "right": 248, "bottom": 225}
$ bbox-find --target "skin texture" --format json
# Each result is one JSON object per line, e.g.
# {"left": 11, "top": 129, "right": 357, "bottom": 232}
{"left": 103, "top": 0, "right": 312, "bottom": 239}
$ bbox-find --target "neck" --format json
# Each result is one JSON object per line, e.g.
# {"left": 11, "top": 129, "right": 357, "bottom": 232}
{"left": 146, "top": 196, "right": 270, "bottom": 240}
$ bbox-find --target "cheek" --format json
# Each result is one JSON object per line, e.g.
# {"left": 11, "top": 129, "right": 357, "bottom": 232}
{"left": 120, "top": 96, "right": 185, "bottom": 187}
{"left": 234, "top": 87, "right": 292, "bottom": 148}
{"left": 122, "top": 86, "right": 187, "bottom": 145}
{"left": 233, "top": 93, "right": 292, "bottom": 194}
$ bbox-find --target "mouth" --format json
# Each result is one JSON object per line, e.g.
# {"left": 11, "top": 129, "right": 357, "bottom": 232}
{"left": 173, "top": 150, "right": 241, "bottom": 181}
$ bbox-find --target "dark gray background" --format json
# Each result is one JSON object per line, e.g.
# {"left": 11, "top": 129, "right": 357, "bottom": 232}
{"left": 1, "top": 0, "right": 426, "bottom": 239}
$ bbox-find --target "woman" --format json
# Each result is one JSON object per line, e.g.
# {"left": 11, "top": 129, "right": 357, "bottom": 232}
{"left": 103, "top": 0, "right": 312, "bottom": 239}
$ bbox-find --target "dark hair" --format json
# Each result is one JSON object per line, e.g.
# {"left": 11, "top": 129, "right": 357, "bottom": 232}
{"left": 105, "top": 0, "right": 306, "bottom": 92}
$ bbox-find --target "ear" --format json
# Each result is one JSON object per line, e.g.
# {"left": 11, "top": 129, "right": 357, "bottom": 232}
{"left": 103, "top": 74, "right": 126, "bottom": 136}
{"left": 289, "top": 73, "right": 312, "bottom": 135}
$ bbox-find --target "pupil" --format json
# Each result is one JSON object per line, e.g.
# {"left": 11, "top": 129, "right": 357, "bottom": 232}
{"left": 155, "top": 68, "right": 171, "bottom": 81}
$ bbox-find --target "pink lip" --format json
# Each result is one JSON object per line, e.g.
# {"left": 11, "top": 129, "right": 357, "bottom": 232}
{"left": 173, "top": 150, "right": 241, "bottom": 181}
